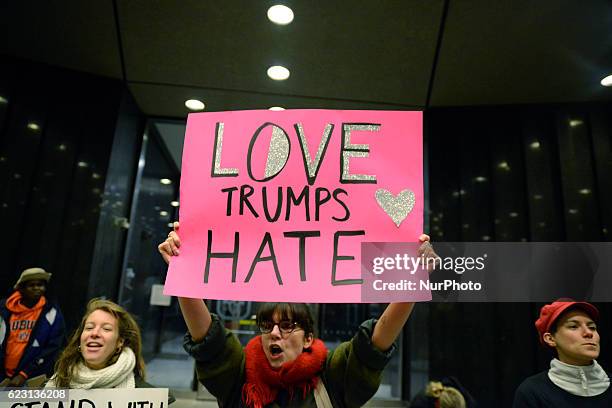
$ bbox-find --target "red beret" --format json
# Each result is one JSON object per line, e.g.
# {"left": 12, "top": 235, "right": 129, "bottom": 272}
{"left": 535, "top": 300, "right": 599, "bottom": 344}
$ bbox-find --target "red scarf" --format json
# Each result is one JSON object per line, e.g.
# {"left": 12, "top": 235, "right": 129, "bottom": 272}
{"left": 242, "top": 336, "right": 328, "bottom": 408}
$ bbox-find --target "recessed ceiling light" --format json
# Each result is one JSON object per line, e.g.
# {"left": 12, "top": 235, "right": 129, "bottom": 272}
{"left": 267, "top": 65, "right": 290, "bottom": 80}
{"left": 27, "top": 122, "right": 40, "bottom": 131}
{"left": 0, "top": 96, "right": 7, "bottom": 104}
{"left": 171, "top": 201, "right": 179, "bottom": 207}
{"left": 474, "top": 176, "right": 487, "bottom": 183}
{"left": 530, "top": 141, "right": 540, "bottom": 149}
{"left": 77, "top": 161, "right": 88, "bottom": 168}
{"left": 509, "top": 212, "right": 519, "bottom": 218}
{"left": 497, "top": 161, "right": 510, "bottom": 171}
{"left": 600, "top": 74, "right": 612, "bottom": 87}
{"left": 160, "top": 211, "right": 169, "bottom": 217}
{"left": 160, "top": 178, "right": 172, "bottom": 185}
{"left": 578, "top": 188, "right": 591, "bottom": 195}
{"left": 185, "top": 99, "right": 205, "bottom": 111}
{"left": 569, "top": 119, "right": 583, "bottom": 127}
{"left": 267, "top": 5, "right": 294, "bottom": 25}
{"left": 269, "top": 106, "right": 285, "bottom": 111}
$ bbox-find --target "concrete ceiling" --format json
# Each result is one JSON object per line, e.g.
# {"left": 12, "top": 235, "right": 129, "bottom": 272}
{"left": 1, "top": 0, "right": 611, "bottom": 119}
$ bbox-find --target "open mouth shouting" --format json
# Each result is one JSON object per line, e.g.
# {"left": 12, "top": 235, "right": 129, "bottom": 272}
{"left": 269, "top": 344, "right": 283, "bottom": 359}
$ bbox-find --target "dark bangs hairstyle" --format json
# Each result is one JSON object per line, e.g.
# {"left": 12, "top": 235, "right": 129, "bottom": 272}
{"left": 256, "top": 303, "right": 316, "bottom": 337}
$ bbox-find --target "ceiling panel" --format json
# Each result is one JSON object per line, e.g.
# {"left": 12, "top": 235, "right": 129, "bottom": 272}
{"left": 431, "top": 0, "right": 612, "bottom": 106}
{"left": 1, "top": 0, "right": 610, "bottom": 117}
{"left": 128, "top": 82, "right": 419, "bottom": 118}
{"left": 118, "top": 0, "right": 444, "bottom": 106}
{"left": 0, "top": 0, "right": 122, "bottom": 79}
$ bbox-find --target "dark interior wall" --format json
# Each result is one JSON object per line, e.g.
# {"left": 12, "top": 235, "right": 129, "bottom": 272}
{"left": 0, "top": 55, "right": 143, "bottom": 332}
{"left": 427, "top": 104, "right": 612, "bottom": 243}
{"left": 421, "top": 104, "right": 612, "bottom": 407}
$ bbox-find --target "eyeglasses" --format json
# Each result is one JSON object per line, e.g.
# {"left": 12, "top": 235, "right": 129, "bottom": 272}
{"left": 258, "top": 320, "right": 300, "bottom": 335}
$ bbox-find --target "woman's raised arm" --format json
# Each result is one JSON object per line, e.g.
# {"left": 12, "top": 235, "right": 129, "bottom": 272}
{"left": 158, "top": 222, "right": 212, "bottom": 342}
{"left": 371, "top": 234, "right": 436, "bottom": 351}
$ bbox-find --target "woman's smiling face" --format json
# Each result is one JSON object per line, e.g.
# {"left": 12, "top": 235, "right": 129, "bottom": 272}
{"left": 79, "top": 309, "right": 123, "bottom": 369}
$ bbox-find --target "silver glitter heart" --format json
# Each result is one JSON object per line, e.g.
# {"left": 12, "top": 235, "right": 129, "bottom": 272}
{"left": 375, "top": 189, "right": 416, "bottom": 227}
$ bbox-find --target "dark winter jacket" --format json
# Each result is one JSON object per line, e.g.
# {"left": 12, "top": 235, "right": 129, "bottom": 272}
{"left": 0, "top": 296, "right": 65, "bottom": 381}
{"left": 513, "top": 370, "right": 612, "bottom": 408}
{"left": 184, "top": 314, "right": 395, "bottom": 407}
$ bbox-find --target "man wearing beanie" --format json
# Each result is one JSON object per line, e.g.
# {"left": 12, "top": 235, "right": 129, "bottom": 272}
{"left": 0, "top": 268, "right": 65, "bottom": 387}
{"left": 513, "top": 299, "right": 611, "bottom": 407}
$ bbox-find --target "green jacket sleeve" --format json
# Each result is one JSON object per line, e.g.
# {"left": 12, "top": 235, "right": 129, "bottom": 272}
{"left": 324, "top": 318, "right": 396, "bottom": 408}
{"left": 183, "top": 314, "right": 245, "bottom": 406}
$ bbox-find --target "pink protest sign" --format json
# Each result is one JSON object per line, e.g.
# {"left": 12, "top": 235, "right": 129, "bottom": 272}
{"left": 164, "top": 109, "right": 423, "bottom": 302}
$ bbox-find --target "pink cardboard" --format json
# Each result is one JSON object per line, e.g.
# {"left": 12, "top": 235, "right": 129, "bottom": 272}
{"left": 164, "top": 109, "right": 423, "bottom": 302}
{"left": 361, "top": 242, "right": 433, "bottom": 302}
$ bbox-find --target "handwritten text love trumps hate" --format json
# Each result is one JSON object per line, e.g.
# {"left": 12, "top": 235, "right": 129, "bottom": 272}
{"left": 165, "top": 110, "right": 423, "bottom": 302}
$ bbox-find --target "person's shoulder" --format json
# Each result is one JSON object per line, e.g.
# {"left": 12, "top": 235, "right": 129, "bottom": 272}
{"left": 43, "top": 297, "right": 63, "bottom": 310}
{"left": 135, "top": 376, "right": 155, "bottom": 388}
{"left": 514, "top": 370, "right": 551, "bottom": 401}
{"left": 359, "top": 318, "right": 376, "bottom": 333}
{"left": 135, "top": 377, "right": 176, "bottom": 404}
{"left": 517, "top": 371, "right": 549, "bottom": 390}
{"left": 40, "top": 299, "right": 64, "bottom": 322}
{"left": 513, "top": 371, "right": 549, "bottom": 407}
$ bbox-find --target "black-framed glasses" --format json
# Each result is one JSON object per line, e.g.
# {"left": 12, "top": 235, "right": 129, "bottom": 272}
{"left": 258, "top": 320, "right": 300, "bottom": 335}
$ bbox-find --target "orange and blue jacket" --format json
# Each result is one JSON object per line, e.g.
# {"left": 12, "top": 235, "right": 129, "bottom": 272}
{"left": 0, "top": 291, "right": 65, "bottom": 380}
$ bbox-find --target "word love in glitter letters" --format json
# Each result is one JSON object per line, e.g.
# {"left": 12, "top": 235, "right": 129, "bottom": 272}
{"left": 211, "top": 121, "right": 380, "bottom": 223}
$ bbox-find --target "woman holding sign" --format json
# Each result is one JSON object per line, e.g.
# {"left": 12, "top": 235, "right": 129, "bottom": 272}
{"left": 45, "top": 299, "right": 174, "bottom": 403}
{"left": 159, "top": 223, "right": 435, "bottom": 407}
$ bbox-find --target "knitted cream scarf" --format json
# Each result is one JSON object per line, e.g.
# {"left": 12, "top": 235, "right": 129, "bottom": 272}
{"left": 47, "top": 347, "right": 136, "bottom": 389}
{"left": 548, "top": 358, "right": 610, "bottom": 397}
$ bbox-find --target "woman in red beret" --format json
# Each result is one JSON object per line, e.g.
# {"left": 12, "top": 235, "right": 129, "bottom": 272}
{"left": 513, "top": 300, "right": 611, "bottom": 407}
